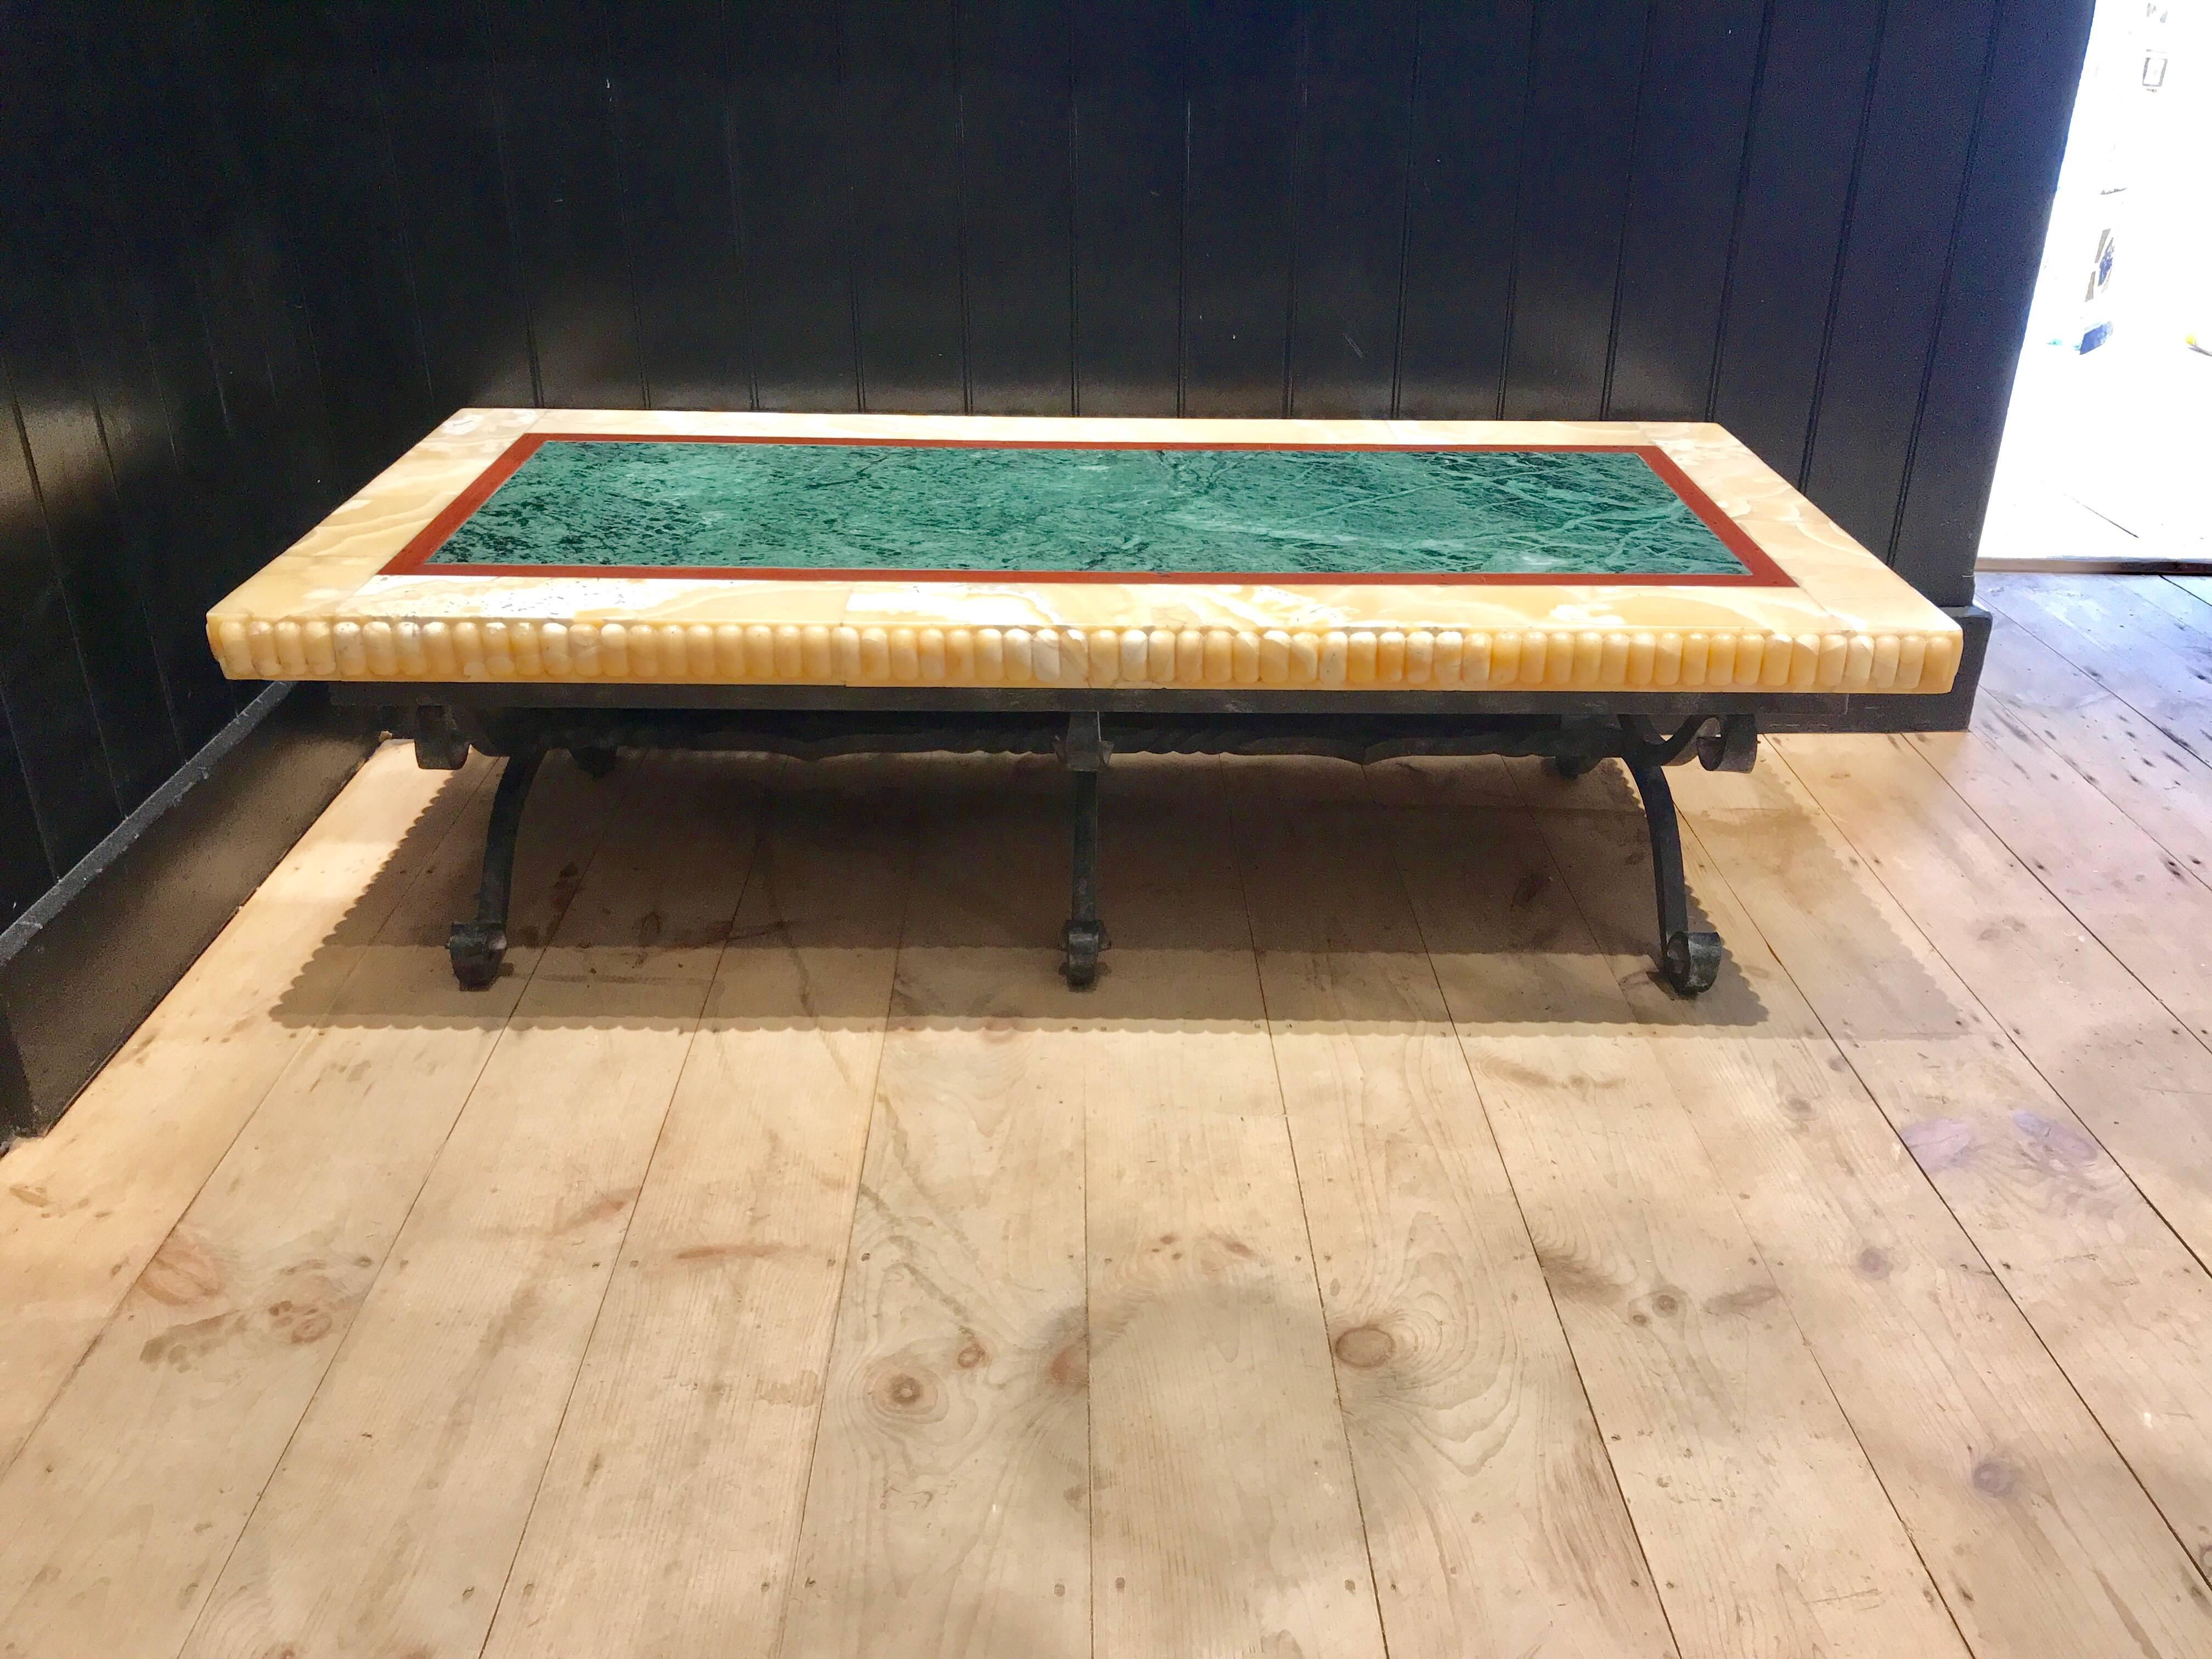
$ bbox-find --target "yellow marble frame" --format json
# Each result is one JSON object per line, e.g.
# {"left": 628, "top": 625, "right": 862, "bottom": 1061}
{"left": 206, "top": 409, "right": 1961, "bottom": 695}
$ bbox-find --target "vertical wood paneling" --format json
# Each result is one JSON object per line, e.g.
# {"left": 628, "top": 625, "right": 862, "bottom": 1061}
{"left": 66, "top": 25, "right": 241, "bottom": 754}
{"left": 125, "top": 280, "right": 257, "bottom": 623}
{"left": 247, "top": 13, "right": 435, "bottom": 489}
{"left": 0, "top": 697, "right": 53, "bottom": 925}
{"left": 959, "top": 0, "right": 1076, "bottom": 415}
{"left": 0, "top": 360, "right": 115, "bottom": 878}
{"left": 1712, "top": 0, "right": 1886, "bottom": 483}
{"left": 3, "top": 302, "right": 182, "bottom": 814}
{"left": 1606, "top": 0, "right": 1767, "bottom": 420}
{"left": 158, "top": 5, "right": 336, "bottom": 560}
{"left": 0, "top": 0, "right": 341, "bottom": 920}
{"left": 62, "top": 276, "right": 234, "bottom": 756}
{"left": 610, "top": 8, "right": 745, "bottom": 411}
{"left": 193, "top": 232, "right": 331, "bottom": 552}
{"left": 111, "top": 14, "right": 286, "bottom": 610}
{"left": 615, "top": 62, "right": 748, "bottom": 410}
{"left": 363, "top": 3, "right": 536, "bottom": 411}
{"left": 732, "top": 5, "right": 858, "bottom": 411}
{"left": 1893, "top": 0, "right": 2095, "bottom": 605}
{"left": 491, "top": 0, "right": 645, "bottom": 409}
{"left": 1393, "top": 0, "right": 1535, "bottom": 418}
{"left": 1503, "top": 0, "right": 1650, "bottom": 419}
{"left": 181, "top": 3, "right": 337, "bottom": 548}
{"left": 1806, "top": 0, "right": 2003, "bottom": 561}
{"left": 1180, "top": 0, "right": 1300, "bottom": 417}
{"left": 102, "top": 31, "right": 263, "bottom": 633}
{"left": 0, "top": 19, "right": 182, "bottom": 821}
{"left": 0, "top": 194, "right": 180, "bottom": 836}
{"left": 1069, "top": 0, "right": 1183, "bottom": 415}
{"left": 846, "top": 0, "right": 967, "bottom": 413}
{"left": 1286, "top": 0, "right": 1419, "bottom": 419}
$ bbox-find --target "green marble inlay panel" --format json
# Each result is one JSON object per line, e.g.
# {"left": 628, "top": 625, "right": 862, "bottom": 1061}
{"left": 426, "top": 440, "right": 1753, "bottom": 578}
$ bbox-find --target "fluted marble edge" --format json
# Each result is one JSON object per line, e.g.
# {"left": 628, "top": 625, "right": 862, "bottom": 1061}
{"left": 206, "top": 409, "right": 1964, "bottom": 696}
{"left": 206, "top": 612, "right": 1957, "bottom": 693}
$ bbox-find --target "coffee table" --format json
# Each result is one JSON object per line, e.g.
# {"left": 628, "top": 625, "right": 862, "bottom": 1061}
{"left": 208, "top": 410, "right": 1961, "bottom": 994}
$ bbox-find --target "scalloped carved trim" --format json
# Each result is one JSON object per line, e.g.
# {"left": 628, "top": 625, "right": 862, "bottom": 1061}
{"left": 207, "top": 614, "right": 1961, "bottom": 695}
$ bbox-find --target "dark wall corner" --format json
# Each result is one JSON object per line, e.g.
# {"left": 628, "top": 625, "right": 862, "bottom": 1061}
{"left": 0, "top": 682, "right": 381, "bottom": 1149}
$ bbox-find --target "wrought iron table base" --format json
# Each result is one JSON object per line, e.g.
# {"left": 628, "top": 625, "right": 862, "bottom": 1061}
{"left": 398, "top": 699, "right": 1752, "bottom": 998}
{"left": 1057, "top": 710, "right": 1110, "bottom": 988}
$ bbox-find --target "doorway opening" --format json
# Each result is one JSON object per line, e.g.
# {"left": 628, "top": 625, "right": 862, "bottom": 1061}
{"left": 1980, "top": 1, "right": 2212, "bottom": 571}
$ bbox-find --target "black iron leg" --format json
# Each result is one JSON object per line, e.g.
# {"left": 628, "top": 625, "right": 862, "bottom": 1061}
{"left": 450, "top": 748, "right": 543, "bottom": 989}
{"left": 413, "top": 706, "right": 469, "bottom": 770}
{"left": 1623, "top": 754, "right": 1722, "bottom": 996}
{"left": 1059, "top": 712, "right": 1109, "bottom": 988}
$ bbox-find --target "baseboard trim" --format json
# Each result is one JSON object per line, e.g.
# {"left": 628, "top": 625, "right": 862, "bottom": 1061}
{"left": 1979, "top": 556, "right": 2212, "bottom": 575}
{"left": 0, "top": 682, "right": 381, "bottom": 1148}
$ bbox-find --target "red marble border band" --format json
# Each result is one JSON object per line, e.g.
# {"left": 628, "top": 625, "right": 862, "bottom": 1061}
{"left": 379, "top": 431, "right": 1797, "bottom": 589}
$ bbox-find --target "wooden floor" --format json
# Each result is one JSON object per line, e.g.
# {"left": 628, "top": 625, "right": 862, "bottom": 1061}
{"left": 7, "top": 573, "right": 2212, "bottom": 1659}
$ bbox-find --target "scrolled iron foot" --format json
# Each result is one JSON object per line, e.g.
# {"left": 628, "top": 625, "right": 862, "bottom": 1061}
{"left": 448, "top": 921, "right": 507, "bottom": 990}
{"left": 1060, "top": 919, "right": 1107, "bottom": 990}
{"left": 572, "top": 746, "right": 619, "bottom": 778}
{"left": 1696, "top": 713, "right": 1759, "bottom": 773}
{"left": 1660, "top": 929, "right": 1723, "bottom": 996}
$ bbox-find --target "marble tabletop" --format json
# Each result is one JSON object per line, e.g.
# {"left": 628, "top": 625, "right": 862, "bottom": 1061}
{"left": 207, "top": 411, "right": 1962, "bottom": 696}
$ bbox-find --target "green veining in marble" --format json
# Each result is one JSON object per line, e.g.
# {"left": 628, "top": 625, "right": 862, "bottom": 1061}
{"left": 426, "top": 439, "right": 1751, "bottom": 578}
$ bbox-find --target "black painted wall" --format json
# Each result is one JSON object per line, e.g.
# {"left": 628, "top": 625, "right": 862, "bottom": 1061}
{"left": 0, "top": 0, "right": 2092, "bottom": 931}
{"left": 0, "top": 3, "right": 343, "bottom": 933}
